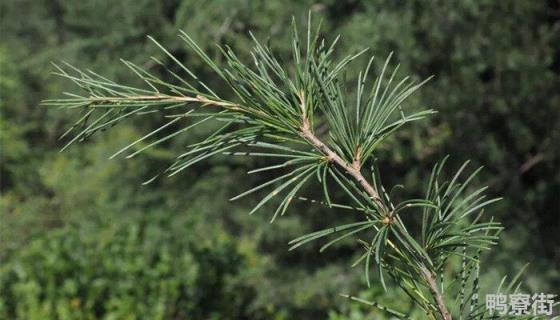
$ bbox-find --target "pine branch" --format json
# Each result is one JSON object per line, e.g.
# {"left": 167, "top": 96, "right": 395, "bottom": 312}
{"left": 78, "top": 94, "right": 241, "bottom": 110}
{"left": 300, "top": 116, "right": 386, "bottom": 212}
{"left": 422, "top": 264, "right": 452, "bottom": 320}
{"left": 44, "top": 14, "right": 511, "bottom": 320}
{"left": 298, "top": 92, "right": 451, "bottom": 319}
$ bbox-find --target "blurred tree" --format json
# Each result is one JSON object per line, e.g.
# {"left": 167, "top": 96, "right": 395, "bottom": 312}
{"left": 0, "top": 212, "right": 261, "bottom": 319}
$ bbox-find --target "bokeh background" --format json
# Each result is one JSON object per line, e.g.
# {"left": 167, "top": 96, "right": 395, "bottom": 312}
{"left": 1, "top": 1, "right": 558, "bottom": 319}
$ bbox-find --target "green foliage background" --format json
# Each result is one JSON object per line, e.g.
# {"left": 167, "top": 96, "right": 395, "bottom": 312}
{"left": 0, "top": 1, "right": 558, "bottom": 319}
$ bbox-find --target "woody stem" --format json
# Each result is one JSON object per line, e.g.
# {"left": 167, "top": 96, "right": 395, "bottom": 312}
{"left": 300, "top": 117, "right": 451, "bottom": 320}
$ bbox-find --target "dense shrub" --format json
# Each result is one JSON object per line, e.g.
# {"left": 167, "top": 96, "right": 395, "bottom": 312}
{"left": 0, "top": 214, "right": 257, "bottom": 320}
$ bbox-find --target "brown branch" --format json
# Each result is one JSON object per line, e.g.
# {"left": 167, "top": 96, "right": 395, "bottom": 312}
{"left": 86, "top": 94, "right": 242, "bottom": 110}
{"left": 519, "top": 153, "right": 544, "bottom": 173}
{"left": 300, "top": 118, "right": 386, "bottom": 211}
{"left": 297, "top": 93, "right": 451, "bottom": 319}
{"left": 420, "top": 266, "right": 452, "bottom": 320}
{"left": 300, "top": 120, "right": 452, "bottom": 319}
